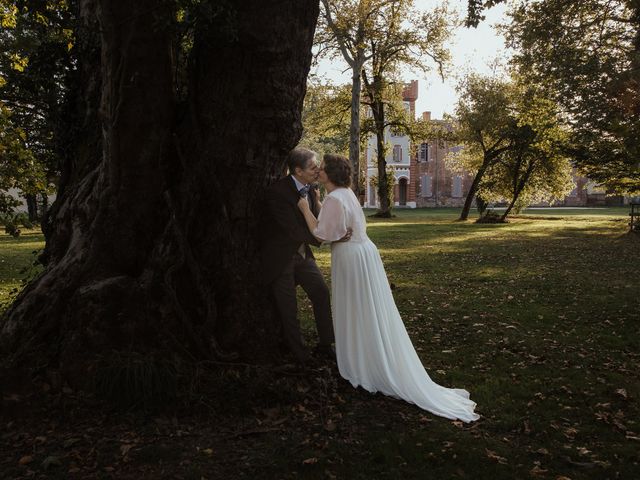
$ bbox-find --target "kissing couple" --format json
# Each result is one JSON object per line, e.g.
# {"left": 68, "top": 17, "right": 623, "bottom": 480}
{"left": 261, "top": 147, "right": 479, "bottom": 423}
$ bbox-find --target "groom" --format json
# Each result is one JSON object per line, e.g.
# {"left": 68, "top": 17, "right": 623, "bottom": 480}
{"left": 262, "top": 147, "right": 342, "bottom": 364}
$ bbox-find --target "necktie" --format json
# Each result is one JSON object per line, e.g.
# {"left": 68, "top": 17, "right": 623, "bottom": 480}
{"left": 298, "top": 185, "right": 311, "bottom": 258}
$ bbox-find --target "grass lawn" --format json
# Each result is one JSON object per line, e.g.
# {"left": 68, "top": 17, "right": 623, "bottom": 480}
{"left": 0, "top": 229, "right": 44, "bottom": 308}
{"left": 1, "top": 208, "right": 639, "bottom": 479}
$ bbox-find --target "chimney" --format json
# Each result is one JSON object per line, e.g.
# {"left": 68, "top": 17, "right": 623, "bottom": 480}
{"left": 422, "top": 111, "right": 431, "bottom": 121}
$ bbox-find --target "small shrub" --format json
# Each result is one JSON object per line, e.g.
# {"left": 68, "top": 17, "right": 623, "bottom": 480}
{"left": 476, "top": 210, "right": 505, "bottom": 223}
{"left": 4, "top": 221, "right": 21, "bottom": 237}
{"left": 94, "top": 351, "right": 179, "bottom": 409}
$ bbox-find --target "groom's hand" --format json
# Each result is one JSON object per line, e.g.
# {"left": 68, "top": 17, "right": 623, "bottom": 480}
{"left": 336, "top": 227, "right": 353, "bottom": 243}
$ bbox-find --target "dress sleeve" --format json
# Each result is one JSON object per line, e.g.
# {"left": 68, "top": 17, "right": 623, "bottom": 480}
{"left": 313, "top": 195, "right": 347, "bottom": 242}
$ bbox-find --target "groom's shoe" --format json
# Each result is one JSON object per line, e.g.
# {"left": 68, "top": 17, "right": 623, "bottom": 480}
{"left": 313, "top": 344, "right": 336, "bottom": 362}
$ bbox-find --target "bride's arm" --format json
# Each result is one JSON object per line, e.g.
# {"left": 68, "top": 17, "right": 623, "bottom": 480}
{"left": 297, "top": 197, "right": 322, "bottom": 241}
{"left": 298, "top": 196, "right": 352, "bottom": 243}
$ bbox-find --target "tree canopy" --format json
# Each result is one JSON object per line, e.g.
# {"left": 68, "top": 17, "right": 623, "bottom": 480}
{"left": 477, "top": 84, "right": 574, "bottom": 219}
{"left": 449, "top": 73, "right": 573, "bottom": 220}
{"left": 504, "top": 0, "right": 640, "bottom": 193}
{"left": 300, "top": 78, "right": 352, "bottom": 159}
{"left": 0, "top": 0, "right": 73, "bottom": 216}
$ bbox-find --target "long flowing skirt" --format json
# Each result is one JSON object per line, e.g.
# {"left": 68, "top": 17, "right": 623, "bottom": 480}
{"left": 331, "top": 239, "right": 479, "bottom": 423}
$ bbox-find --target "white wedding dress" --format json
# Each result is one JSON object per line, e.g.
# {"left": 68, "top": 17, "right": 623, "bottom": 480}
{"left": 313, "top": 187, "right": 479, "bottom": 423}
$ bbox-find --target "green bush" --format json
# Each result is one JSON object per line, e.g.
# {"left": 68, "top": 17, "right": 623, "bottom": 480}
{"left": 0, "top": 212, "right": 39, "bottom": 235}
{"left": 3, "top": 220, "right": 21, "bottom": 237}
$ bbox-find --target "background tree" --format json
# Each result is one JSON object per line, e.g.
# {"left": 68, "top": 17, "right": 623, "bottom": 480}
{"left": 1, "top": 0, "right": 320, "bottom": 392}
{"left": 0, "top": 0, "right": 74, "bottom": 220}
{"left": 451, "top": 74, "right": 575, "bottom": 221}
{"left": 450, "top": 74, "right": 518, "bottom": 221}
{"left": 0, "top": 103, "right": 48, "bottom": 219}
{"left": 503, "top": 0, "right": 640, "bottom": 193}
{"left": 478, "top": 89, "right": 574, "bottom": 221}
{"left": 315, "top": 0, "right": 381, "bottom": 196}
{"left": 359, "top": 0, "right": 452, "bottom": 217}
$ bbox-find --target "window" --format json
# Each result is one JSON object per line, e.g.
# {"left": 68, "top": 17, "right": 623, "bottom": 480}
{"left": 452, "top": 176, "right": 463, "bottom": 198}
{"left": 393, "top": 144, "right": 402, "bottom": 163}
{"left": 421, "top": 175, "right": 432, "bottom": 197}
{"left": 419, "top": 143, "right": 428, "bottom": 162}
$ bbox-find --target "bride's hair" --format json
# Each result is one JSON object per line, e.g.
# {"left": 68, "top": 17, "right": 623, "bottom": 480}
{"left": 323, "top": 154, "right": 352, "bottom": 187}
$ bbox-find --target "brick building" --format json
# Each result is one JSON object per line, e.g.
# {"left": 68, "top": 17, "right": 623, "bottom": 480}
{"left": 412, "top": 112, "right": 474, "bottom": 207}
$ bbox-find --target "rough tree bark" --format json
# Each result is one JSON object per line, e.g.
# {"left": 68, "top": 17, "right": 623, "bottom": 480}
{"left": 349, "top": 66, "right": 363, "bottom": 197}
{"left": 374, "top": 112, "right": 392, "bottom": 217}
{"left": 0, "top": 0, "right": 319, "bottom": 386}
{"left": 501, "top": 159, "right": 537, "bottom": 221}
{"left": 459, "top": 160, "right": 489, "bottom": 221}
{"left": 25, "top": 194, "right": 37, "bottom": 222}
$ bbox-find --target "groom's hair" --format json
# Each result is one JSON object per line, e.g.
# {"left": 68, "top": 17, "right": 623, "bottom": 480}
{"left": 323, "top": 154, "right": 352, "bottom": 188}
{"left": 287, "top": 147, "right": 316, "bottom": 174}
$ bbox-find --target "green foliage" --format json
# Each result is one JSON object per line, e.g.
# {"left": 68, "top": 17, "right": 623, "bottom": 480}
{"left": 465, "top": 0, "right": 505, "bottom": 27}
{"left": 300, "top": 78, "right": 352, "bottom": 159}
{"left": 450, "top": 74, "right": 574, "bottom": 219}
{"left": 480, "top": 84, "right": 575, "bottom": 216}
{"left": 504, "top": 0, "right": 640, "bottom": 194}
{"left": 0, "top": 104, "right": 49, "bottom": 216}
{"left": 0, "top": 0, "right": 71, "bottom": 216}
{"left": 451, "top": 74, "right": 518, "bottom": 166}
{"left": 3, "top": 219, "right": 20, "bottom": 237}
{"left": 0, "top": 191, "right": 20, "bottom": 217}
{"left": 448, "top": 74, "right": 521, "bottom": 219}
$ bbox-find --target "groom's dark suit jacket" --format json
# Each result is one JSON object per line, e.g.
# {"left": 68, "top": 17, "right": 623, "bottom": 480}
{"left": 261, "top": 176, "right": 322, "bottom": 285}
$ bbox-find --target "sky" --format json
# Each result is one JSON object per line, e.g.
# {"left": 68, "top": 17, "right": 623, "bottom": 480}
{"left": 312, "top": 0, "right": 512, "bottom": 120}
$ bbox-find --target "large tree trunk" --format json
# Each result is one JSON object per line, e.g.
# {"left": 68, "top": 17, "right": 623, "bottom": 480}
{"left": 375, "top": 116, "right": 392, "bottom": 217}
{"left": 501, "top": 161, "right": 536, "bottom": 221}
{"left": 25, "top": 194, "right": 37, "bottom": 222}
{"left": 459, "top": 157, "right": 490, "bottom": 221}
{"left": 0, "top": 0, "right": 319, "bottom": 388}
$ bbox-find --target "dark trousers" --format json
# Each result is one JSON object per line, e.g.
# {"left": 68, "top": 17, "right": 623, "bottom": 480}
{"left": 270, "top": 253, "right": 334, "bottom": 362}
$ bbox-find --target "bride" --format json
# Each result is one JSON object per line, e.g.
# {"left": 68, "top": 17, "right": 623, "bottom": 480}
{"left": 297, "top": 154, "right": 479, "bottom": 423}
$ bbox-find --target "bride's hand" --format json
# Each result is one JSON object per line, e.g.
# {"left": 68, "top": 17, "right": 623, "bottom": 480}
{"left": 336, "top": 227, "right": 353, "bottom": 242}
